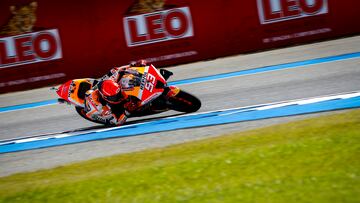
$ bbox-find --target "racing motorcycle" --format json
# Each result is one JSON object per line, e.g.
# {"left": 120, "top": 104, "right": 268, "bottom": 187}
{"left": 54, "top": 65, "right": 201, "bottom": 125}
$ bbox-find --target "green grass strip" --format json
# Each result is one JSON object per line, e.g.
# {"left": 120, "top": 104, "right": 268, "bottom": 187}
{"left": 0, "top": 110, "right": 359, "bottom": 203}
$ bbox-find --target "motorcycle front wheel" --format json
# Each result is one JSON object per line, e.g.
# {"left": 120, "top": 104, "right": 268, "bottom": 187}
{"left": 167, "top": 90, "right": 201, "bottom": 113}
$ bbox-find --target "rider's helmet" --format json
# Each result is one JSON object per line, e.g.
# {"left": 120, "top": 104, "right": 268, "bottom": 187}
{"left": 130, "top": 59, "right": 147, "bottom": 67}
{"left": 98, "top": 80, "right": 125, "bottom": 104}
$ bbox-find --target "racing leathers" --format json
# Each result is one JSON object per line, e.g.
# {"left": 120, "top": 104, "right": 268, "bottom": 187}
{"left": 84, "top": 65, "right": 141, "bottom": 126}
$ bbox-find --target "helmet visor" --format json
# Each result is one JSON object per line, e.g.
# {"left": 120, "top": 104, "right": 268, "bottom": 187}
{"left": 103, "top": 92, "right": 123, "bottom": 104}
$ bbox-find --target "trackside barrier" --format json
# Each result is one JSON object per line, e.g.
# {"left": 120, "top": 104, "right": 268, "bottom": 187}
{"left": 0, "top": 0, "right": 359, "bottom": 93}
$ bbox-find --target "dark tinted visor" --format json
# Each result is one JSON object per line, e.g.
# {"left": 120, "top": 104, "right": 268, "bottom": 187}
{"left": 104, "top": 92, "right": 123, "bottom": 103}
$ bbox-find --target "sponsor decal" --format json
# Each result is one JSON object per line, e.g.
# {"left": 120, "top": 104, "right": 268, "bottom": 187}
{"left": 0, "top": 1, "right": 62, "bottom": 68}
{"left": 140, "top": 71, "right": 148, "bottom": 90}
{"left": 0, "top": 72, "right": 66, "bottom": 88}
{"left": 124, "top": 6, "right": 194, "bottom": 47}
{"left": 0, "top": 2, "right": 63, "bottom": 69}
{"left": 0, "top": 29, "right": 62, "bottom": 68}
{"left": 257, "top": 0, "right": 328, "bottom": 24}
{"left": 262, "top": 28, "right": 331, "bottom": 43}
{"left": 145, "top": 50, "right": 197, "bottom": 63}
{"left": 67, "top": 81, "right": 76, "bottom": 98}
{"left": 126, "top": 0, "right": 170, "bottom": 15}
{"left": 0, "top": 1, "right": 38, "bottom": 37}
{"left": 142, "top": 91, "right": 162, "bottom": 104}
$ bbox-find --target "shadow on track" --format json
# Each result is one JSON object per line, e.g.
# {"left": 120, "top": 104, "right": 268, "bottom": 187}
{"left": 68, "top": 112, "right": 187, "bottom": 132}
{"left": 0, "top": 113, "right": 187, "bottom": 144}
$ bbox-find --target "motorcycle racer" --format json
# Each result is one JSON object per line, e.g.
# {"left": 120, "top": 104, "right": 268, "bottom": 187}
{"left": 84, "top": 79, "right": 141, "bottom": 126}
{"left": 55, "top": 60, "right": 201, "bottom": 126}
{"left": 83, "top": 60, "right": 146, "bottom": 126}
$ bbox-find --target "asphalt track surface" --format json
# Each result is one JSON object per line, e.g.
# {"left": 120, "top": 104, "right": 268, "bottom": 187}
{"left": 1, "top": 36, "right": 360, "bottom": 176}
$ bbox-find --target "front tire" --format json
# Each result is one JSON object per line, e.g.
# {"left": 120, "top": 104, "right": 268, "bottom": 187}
{"left": 167, "top": 90, "right": 201, "bottom": 113}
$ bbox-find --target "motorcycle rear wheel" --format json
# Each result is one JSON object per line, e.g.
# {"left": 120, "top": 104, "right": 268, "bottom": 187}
{"left": 75, "top": 106, "right": 108, "bottom": 125}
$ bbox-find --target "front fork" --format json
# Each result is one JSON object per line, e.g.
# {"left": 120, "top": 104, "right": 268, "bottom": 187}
{"left": 141, "top": 86, "right": 181, "bottom": 113}
{"left": 164, "top": 85, "right": 181, "bottom": 99}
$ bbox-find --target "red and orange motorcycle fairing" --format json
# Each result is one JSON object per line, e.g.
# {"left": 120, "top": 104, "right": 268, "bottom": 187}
{"left": 56, "top": 78, "right": 94, "bottom": 107}
{"left": 54, "top": 64, "right": 201, "bottom": 125}
{"left": 123, "top": 65, "right": 167, "bottom": 105}
{"left": 56, "top": 65, "right": 167, "bottom": 107}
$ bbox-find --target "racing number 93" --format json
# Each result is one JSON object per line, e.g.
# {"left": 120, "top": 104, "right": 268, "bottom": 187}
{"left": 145, "top": 73, "right": 156, "bottom": 92}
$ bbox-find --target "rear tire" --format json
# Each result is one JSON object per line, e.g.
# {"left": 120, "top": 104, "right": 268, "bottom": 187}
{"left": 75, "top": 106, "right": 107, "bottom": 125}
{"left": 167, "top": 90, "right": 201, "bottom": 113}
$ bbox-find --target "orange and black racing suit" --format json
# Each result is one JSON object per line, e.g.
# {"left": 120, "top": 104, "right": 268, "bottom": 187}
{"left": 84, "top": 65, "right": 141, "bottom": 126}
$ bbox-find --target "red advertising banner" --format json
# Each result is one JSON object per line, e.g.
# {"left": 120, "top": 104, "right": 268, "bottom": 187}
{"left": 257, "top": 0, "right": 329, "bottom": 24}
{"left": 0, "top": 0, "right": 359, "bottom": 93}
{"left": 0, "top": 29, "right": 62, "bottom": 69}
{"left": 123, "top": 6, "right": 194, "bottom": 47}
